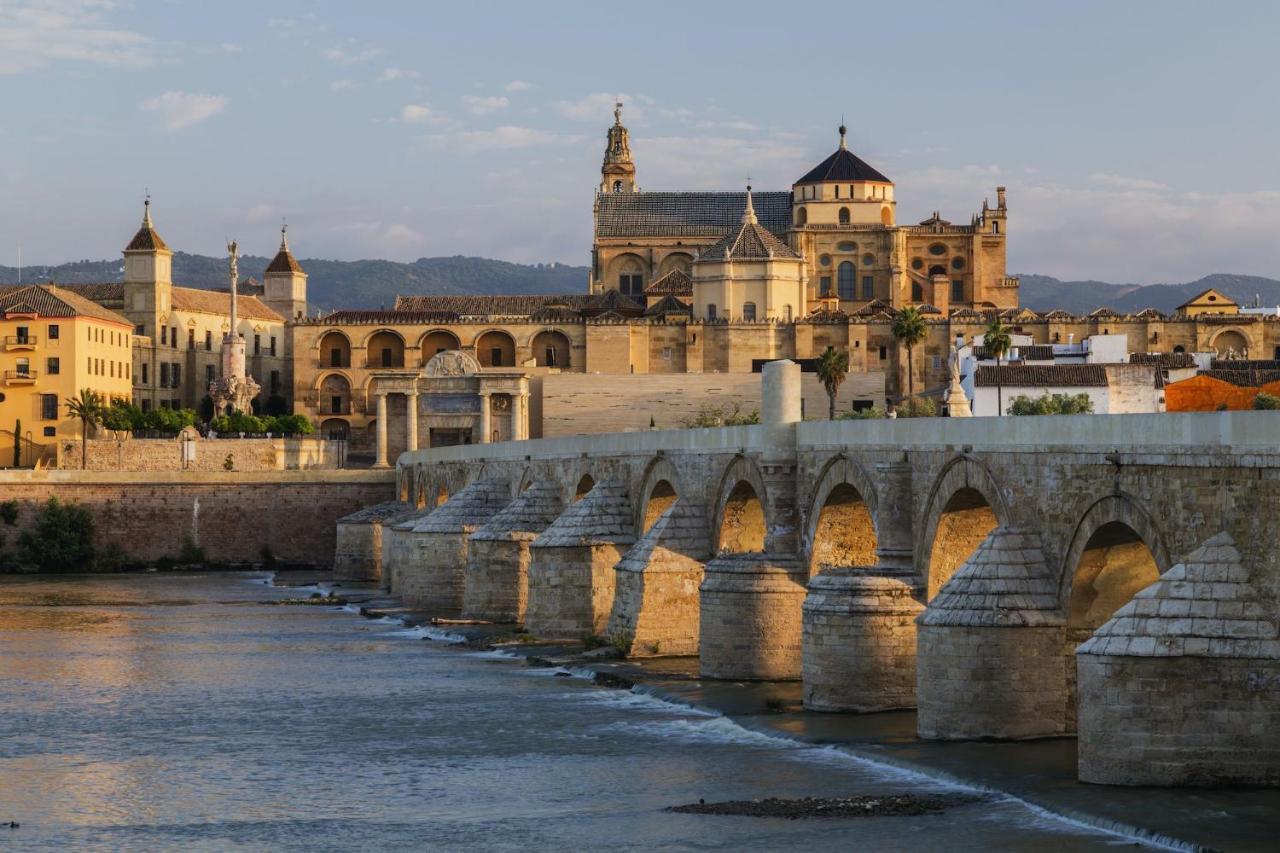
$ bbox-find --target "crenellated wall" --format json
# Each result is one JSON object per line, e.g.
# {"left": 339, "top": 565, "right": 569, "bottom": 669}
{"left": 365, "top": 364, "right": 1280, "bottom": 787}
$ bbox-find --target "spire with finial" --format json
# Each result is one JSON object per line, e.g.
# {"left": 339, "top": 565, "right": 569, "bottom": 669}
{"left": 125, "top": 191, "right": 169, "bottom": 253}
{"left": 838, "top": 119, "right": 848, "bottom": 151}
{"left": 265, "top": 218, "right": 304, "bottom": 275}
{"left": 280, "top": 218, "right": 289, "bottom": 251}
{"left": 614, "top": 100, "right": 623, "bottom": 126}
{"left": 742, "top": 182, "right": 757, "bottom": 225}
{"left": 142, "top": 192, "right": 153, "bottom": 226}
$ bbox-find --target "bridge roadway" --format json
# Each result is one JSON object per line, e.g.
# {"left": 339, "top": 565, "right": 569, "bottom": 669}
{"left": 340, "top": 361, "right": 1280, "bottom": 787}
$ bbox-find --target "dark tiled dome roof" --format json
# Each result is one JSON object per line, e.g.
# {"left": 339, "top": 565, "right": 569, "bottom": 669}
{"left": 795, "top": 128, "right": 891, "bottom": 185}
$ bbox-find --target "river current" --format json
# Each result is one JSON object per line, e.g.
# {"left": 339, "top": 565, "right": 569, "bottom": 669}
{"left": 0, "top": 573, "right": 1147, "bottom": 851}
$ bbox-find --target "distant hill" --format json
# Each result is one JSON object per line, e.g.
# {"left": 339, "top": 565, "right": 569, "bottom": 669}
{"left": 0, "top": 253, "right": 588, "bottom": 313}
{"left": 1019, "top": 273, "right": 1280, "bottom": 315}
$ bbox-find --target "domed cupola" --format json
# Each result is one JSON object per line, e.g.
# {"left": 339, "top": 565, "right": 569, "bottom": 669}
{"left": 791, "top": 125, "right": 895, "bottom": 227}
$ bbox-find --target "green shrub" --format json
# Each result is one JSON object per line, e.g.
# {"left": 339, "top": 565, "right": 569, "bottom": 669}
{"left": 1008, "top": 393, "right": 1096, "bottom": 416}
{"left": 1253, "top": 392, "right": 1280, "bottom": 410}
{"left": 138, "top": 406, "right": 197, "bottom": 434}
{"left": 896, "top": 397, "right": 936, "bottom": 418}
{"left": 0, "top": 500, "right": 17, "bottom": 526}
{"left": 101, "top": 401, "right": 142, "bottom": 432}
{"left": 211, "top": 412, "right": 266, "bottom": 434}
{"left": 839, "top": 406, "right": 885, "bottom": 420}
{"left": 680, "top": 402, "right": 760, "bottom": 428}
{"left": 17, "top": 498, "right": 95, "bottom": 572}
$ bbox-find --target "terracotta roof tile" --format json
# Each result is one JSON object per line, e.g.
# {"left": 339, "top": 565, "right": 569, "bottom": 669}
{"left": 697, "top": 218, "right": 798, "bottom": 262}
{"left": 171, "top": 287, "right": 283, "bottom": 322}
{"left": 394, "top": 294, "right": 593, "bottom": 315}
{"left": 974, "top": 364, "right": 1109, "bottom": 388}
{"left": 644, "top": 269, "right": 692, "bottom": 297}
{"left": 0, "top": 284, "right": 132, "bottom": 325}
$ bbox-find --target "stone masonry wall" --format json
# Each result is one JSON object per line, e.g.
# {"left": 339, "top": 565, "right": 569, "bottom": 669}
{"left": 57, "top": 437, "right": 341, "bottom": 472}
{"left": 0, "top": 470, "right": 393, "bottom": 567}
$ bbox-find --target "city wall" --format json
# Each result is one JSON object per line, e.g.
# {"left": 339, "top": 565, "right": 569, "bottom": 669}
{"left": 54, "top": 436, "right": 342, "bottom": 472}
{"left": 0, "top": 469, "right": 393, "bottom": 566}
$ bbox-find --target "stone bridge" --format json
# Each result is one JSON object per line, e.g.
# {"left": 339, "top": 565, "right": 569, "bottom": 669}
{"left": 343, "top": 362, "right": 1280, "bottom": 788}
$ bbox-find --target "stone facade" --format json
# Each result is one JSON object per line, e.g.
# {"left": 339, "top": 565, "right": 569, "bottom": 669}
{"left": 55, "top": 436, "right": 341, "bottom": 471}
{"left": 463, "top": 481, "right": 564, "bottom": 623}
{"left": 334, "top": 500, "right": 416, "bottom": 581}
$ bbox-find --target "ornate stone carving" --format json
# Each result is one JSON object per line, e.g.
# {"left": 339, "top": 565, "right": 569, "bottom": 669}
{"left": 423, "top": 350, "right": 481, "bottom": 377}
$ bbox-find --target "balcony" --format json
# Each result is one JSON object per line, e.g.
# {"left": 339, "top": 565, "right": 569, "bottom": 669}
{"left": 3, "top": 369, "right": 37, "bottom": 384}
{"left": 3, "top": 335, "right": 37, "bottom": 351}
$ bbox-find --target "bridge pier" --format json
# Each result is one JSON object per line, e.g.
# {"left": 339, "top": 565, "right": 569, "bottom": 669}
{"left": 397, "top": 479, "right": 511, "bottom": 613}
{"left": 916, "top": 528, "right": 1068, "bottom": 740}
{"left": 463, "top": 481, "right": 564, "bottom": 624}
{"left": 333, "top": 500, "right": 416, "bottom": 582}
{"left": 700, "top": 553, "right": 807, "bottom": 680}
{"left": 526, "top": 480, "right": 635, "bottom": 638}
{"left": 380, "top": 507, "right": 434, "bottom": 593}
{"left": 608, "top": 500, "right": 708, "bottom": 657}
{"left": 1077, "top": 532, "right": 1280, "bottom": 786}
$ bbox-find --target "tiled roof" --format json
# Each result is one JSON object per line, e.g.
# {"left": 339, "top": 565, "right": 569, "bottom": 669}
{"left": 974, "top": 364, "right": 1109, "bottom": 388}
{"left": 795, "top": 144, "right": 892, "bottom": 185}
{"left": 57, "top": 282, "right": 125, "bottom": 305}
{"left": 698, "top": 219, "right": 798, "bottom": 262}
{"left": 394, "top": 294, "right": 593, "bottom": 315}
{"left": 1199, "top": 369, "right": 1280, "bottom": 388}
{"left": 852, "top": 299, "right": 894, "bottom": 317}
{"left": 595, "top": 191, "right": 792, "bottom": 238}
{"left": 644, "top": 269, "right": 692, "bottom": 297}
{"left": 1132, "top": 352, "right": 1197, "bottom": 369}
{"left": 585, "top": 289, "right": 644, "bottom": 315}
{"left": 644, "top": 294, "right": 692, "bottom": 317}
{"left": 1209, "top": 358, "right": 1280, "bottom": 371}
{"left": 1042, "top": 309, "right": 1074, "bottom": 320}
{"left": 0, "top": 284, "right": 132, "bottom": 325}
{"left": 318, "top": 310, "right": 463, "bottom": 324}
{"left": 125, "top": 223, "right": 169, "bottom": 252}
{"left": 265, "top": 247, "right": 303, "bottom": 275}
{"left": 171, "top": 287, "right": 282, "bottom": 322}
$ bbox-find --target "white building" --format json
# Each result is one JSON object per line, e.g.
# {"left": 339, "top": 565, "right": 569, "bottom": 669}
{"left": 971, "top": 363, "right": 1165, "bottom": 416}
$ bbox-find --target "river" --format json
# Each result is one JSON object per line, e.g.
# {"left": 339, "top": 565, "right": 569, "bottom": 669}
{"left": 0, "top": 573, "right": 1149, "bottom": 851}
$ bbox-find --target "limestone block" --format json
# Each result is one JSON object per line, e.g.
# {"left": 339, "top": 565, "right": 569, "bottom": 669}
{"left": 699, "top": 552, "right": 807, "bottom": 681}
{"left": 802, "top": 568, "right": 924, "bottom": 712}
{"left": 376, "top": 507, "right": 434, "bottom": 593}
{"left": 333, "top": 500, "right": 417, "bottom": 581}
{"left": 463, "top": 481, "right": 564, "bottom": 623}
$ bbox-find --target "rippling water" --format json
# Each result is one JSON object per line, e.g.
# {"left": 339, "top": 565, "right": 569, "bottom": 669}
{"left": 0, "top": 573, "right": 1140, "bottom": 851}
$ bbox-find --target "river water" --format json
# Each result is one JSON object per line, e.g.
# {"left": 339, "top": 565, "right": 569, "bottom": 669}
{"left": 0, "top": 573, "right": 1147, "bottom": 851}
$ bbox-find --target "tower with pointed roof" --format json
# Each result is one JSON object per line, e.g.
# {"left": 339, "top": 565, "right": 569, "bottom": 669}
{"left": 599, "top": 102, "right": 636, "bottom": 194}
{"left": 122, "top": 197, "right": 173, "bottom": 338}
{"left": 263, "top": 223, "right": 308, "bottom": 322}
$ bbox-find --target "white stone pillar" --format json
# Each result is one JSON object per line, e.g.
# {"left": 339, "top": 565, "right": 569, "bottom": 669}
{"left": 373, "top": 391, "right": 390, "bottom": 468}
{"left": 478, "top": 392, "right": 492, "bottom": 444}
{"left": 405, "top": 391, "right": 419, "bottom": 453}
{"left": 762, "top": 359, "right": 802, "bottom": 430}
{"left": 514, "top": 393, "right": 528, "bottom": 441}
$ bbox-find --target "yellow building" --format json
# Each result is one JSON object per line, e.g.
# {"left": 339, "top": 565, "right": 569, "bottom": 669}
{"left": 0, "top": 285, "right": 133, "bottom": 447}
{"left": 1174, "top": 288, "right": 1238, "bottom": 318}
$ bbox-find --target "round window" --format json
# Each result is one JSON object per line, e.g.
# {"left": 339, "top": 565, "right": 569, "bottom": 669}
{"left": 819, "top": 254, "right": 831, "bottom": 266}
{"left": 951, "top": 256, "right": 965, "bottom": 270}
{"left": 836, "top": 241, "right": 857, "bottom": 252}
{"left": 929, "top": 243, "right": 947, "bottom": 256}
{"left": 911, "top": 258, "right": 923, "bottom": 270}
{"left": 862, "top": 253, "right": 875, "bottom": 267}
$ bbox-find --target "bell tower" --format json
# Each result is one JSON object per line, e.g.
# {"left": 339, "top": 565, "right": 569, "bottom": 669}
{"left": 599, "top": 101, "right": 636, "bottom": 193}
{"left": 263, "top": 223, "right": 308, "bottom": 321}
{"left": 122, "top": 196, "right": 172, "bottom": 338}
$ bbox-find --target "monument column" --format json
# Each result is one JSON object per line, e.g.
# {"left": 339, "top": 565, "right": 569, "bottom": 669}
{"left": 478, "top": 391, "right": 492, "bottom": 443}
{"left": 513, "top": 393, "right": 527, "bottom": 441}
{"left": 373, "top": 391, "right": 390, "bottom": 469}
{"left": 405, "top": 391, "right": 419, "bottom": 453}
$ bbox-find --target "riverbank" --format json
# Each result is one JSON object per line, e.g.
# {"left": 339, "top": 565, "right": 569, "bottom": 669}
{"left": 303, "top": 575, "right": 1280, "bottom": 853}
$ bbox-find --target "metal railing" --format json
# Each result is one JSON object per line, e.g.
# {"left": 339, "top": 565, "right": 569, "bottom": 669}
{"left": 3, "top": 335, "right": 37, "bottom": 348}
{"left": 3, "top": 369, "right": 37, "bottom": 381}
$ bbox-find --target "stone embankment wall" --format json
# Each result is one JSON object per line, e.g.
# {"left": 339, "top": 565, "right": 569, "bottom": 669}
{"left": 0, "top": 469, "right": 393, "bottom": 566}
{"left": 55, "top": 437, "right": 342, "bottom": 472}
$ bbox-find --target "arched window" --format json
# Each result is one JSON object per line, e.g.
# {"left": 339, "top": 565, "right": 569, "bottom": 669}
{"left": 617, "top": 258, "right": 644, "bottom": 296}
{"left": 783, "top": 304, "right": 792, "bottom": 322}
{"left": 612, "top": 180, "right": 622, "bottom": 192}
{"left": 742, "top": 302, "right": 757, "bottom": 321}
{"left": 838, "top": 207, "right": 850, "bottom": 225}
{"left": 795, "top": 206, "right": 807, "bottom": 226}
{"left": 707, "top": 304, "right": 717, "bottom": 321}
{"left": 837, "top": 261, "right": 855, "bottom": 299}
{"left": 911, "top": 281, "right": 924, "bottom": 302}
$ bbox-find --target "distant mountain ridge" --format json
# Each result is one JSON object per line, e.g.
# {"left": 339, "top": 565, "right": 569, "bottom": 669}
{"left": 1019, "top": 273, "right": 1280, "bottom": 315}
{"left": 2, "top": 252, "right": 1275, "bottom": 317}
{"left": 0, "top": 253, "right": 588, "bottom": 313}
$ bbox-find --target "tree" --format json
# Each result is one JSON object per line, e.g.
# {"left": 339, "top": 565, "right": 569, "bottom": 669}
{"left": 1009, "top": 393, "right": 1095, "bottom": 416}
{"left": 64, "top": 389, "right": 104, "bottom": 469}
{"left": 891, "top": 307, "right": 927, "bottom": 401}
{"left": 815, "top": 346, "right": 850, "bottom": 419}
{"left": 983, "top": 317, "right": 1013, "bottom": 416}
{"left": 1253, "top": 391, "right": 1280, "bottom": 410}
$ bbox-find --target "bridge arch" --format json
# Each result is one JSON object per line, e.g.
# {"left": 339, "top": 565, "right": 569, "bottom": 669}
{"left": 917, "top": 455, "right": 1011, "bottom": 599}
{"left": 711, "top": 455, "right": 769, "bottom": 554}
{"left": 804, "top": 454, "right": 879, "bottom": 576}
{"left": 635, "top": 455, "right": 683, "bottom": 536}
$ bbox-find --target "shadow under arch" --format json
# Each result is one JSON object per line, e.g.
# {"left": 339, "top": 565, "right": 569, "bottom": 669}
{"left": 804, "top": 454, "right": 880, "bottom": 576}
{"left": 634, "top": 455, "right": 684, "bottom": 537}
{"left": 710, "top": 454, "right": 769, "bottom": 555}
{"left": 916, "top": 454, "right": 1012, "bottom": 599}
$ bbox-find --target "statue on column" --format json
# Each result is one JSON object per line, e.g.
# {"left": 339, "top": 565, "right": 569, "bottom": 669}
{"left": 208, "top": 241, "right": 261, "bottom": 416}
{"left": 945, "top": 334, "right": 972, "bottom": 417}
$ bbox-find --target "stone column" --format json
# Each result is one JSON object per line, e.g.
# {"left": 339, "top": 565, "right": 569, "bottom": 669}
{"left": 478, "top": 392, "right": 491, "bottom": 444}
{"left": 873, "top": 457, "right": 915, "bottom": 575}
{"left": 513, "top": 393, "right": 527, "bottom": 441}
{"left": 373, "top": 391, "right": 390, "bottom": 469}
{"left": 405, "top": 391, "right": 419, "bottom": 453}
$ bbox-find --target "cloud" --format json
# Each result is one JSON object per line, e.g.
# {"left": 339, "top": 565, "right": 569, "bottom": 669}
{"left": 635, "top": 134, "right": 808, "bottom": 190}
{"left": 330, "top": 79, "right": 357, "bottom": 91}
{"left": 462, "top": 94, "right": 509, "bottom": 115}
{"left": 327, "top": 219, "right": 424, "bottom": 253}
{"left": 1088, "top": 172, "right": 1172, "bottom": 192}
{"left": 433, "top": 125, "right": 559, "bottom": 150}
{"left": 220, "top": 43, "right": 242, "bottom": 54}
{"left": 0, "top": 0, "right": 152, "bottom": 74}
{"left": 504, "top": 80, "right": 532, "bottom": 92}
{"left": 399, "top": 104, "right": 435, "bottom": 123}
{"left": 323, "top": 45, "right": 382, "bottom": 65}
{"left": 376, "top": 66, "right": 419, "bottom": 83}
{"left": 554, "top": 92, "right": 651, "bottom": 122}
{"left": 139, "top": 91, "right": 229, "bottom": 131}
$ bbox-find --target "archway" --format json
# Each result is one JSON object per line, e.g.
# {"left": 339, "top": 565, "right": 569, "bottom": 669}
{"left": 320, "top": 418, "right": 348, "bottom": 440}
{"left": 838, "top": 207, "right": 850, "bottom": 225}
{"left": 642, "top": 481, "right": 678, "bottom": 533}
{"left": 318, "top": 330, "right": 351, "bottom": 368}
{"left": 420, "top": 329, "right": 460, "bottom": 364}
{"left": 574, "top": 474, "right": 595, "bottom": 502}
{"left": 880, "top": 206, "right": 893, "bottom": 226}
{"left": 658, "top": 252, "right": 694, "bottom": 277}
{"left": 718, "top": 481, "right": 765, "bottom": 553}
{"left": 434, "top": 483, "right": 449, "bottom": 507}
{"left": 366, "top": 330, "right": 405, "bottom": 368}
{"left": 476, "top": 330, "right": 516, "bottom": 367}
{"left": 925, "top": 488, "right": 998, "bottom": 599}
{"left": 531, "top": 330, "right": 571, "bottom": 368}
{"left": 795, "top": 206, "right": 808, "bottom": 227}
{"left": 318, "top": 373, "right": 351, "bottom": 415}
{"left": 1211, "top": 329, "right": 1249, "bottom": 358}
{"left": 608, "top": 253, "right": 647, "bottom": 298}
{"left": 809, "top": 484, "right": 877, "bottom": 575}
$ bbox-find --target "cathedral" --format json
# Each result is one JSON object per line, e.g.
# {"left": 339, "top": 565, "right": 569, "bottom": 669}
{"left": 590, "top": 104, "right": 1017, "bottom": 317}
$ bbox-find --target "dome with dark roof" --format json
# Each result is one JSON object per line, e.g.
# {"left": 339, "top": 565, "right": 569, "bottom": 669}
{"left": 265, "top": 226, "right": 304, "bottom": 275}
{"left": 794, "top": 126, "right": 892, "bottom": 185}
{"left": 124, "top": 199, "right": 169, "bottom": 253}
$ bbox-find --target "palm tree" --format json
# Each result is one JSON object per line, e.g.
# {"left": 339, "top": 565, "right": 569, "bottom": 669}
{"left": 815, "top": 346, "right": 849, "bottom": 419}
{"left": 891, "top": 306, "right": 927, "bottom": 401}
{"left": 983, "top": 317, "right": 1013, "bottom": 416}
{"left": 65, "top": 388, "right": 104, "bottom": 469}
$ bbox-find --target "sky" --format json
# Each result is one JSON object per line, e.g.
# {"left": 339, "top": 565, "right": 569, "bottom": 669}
{"left": 1, "top": 0, "right": 1279, "bottom": 284}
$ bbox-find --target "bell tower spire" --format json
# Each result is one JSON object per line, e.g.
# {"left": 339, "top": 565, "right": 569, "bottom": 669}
{"left": 599, "top": 101, "right": 636, "bottom": 193}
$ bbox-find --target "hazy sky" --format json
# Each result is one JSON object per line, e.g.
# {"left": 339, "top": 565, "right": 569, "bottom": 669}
{"left": 2, "top": 0, "right": 1278, "bottom": 283}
